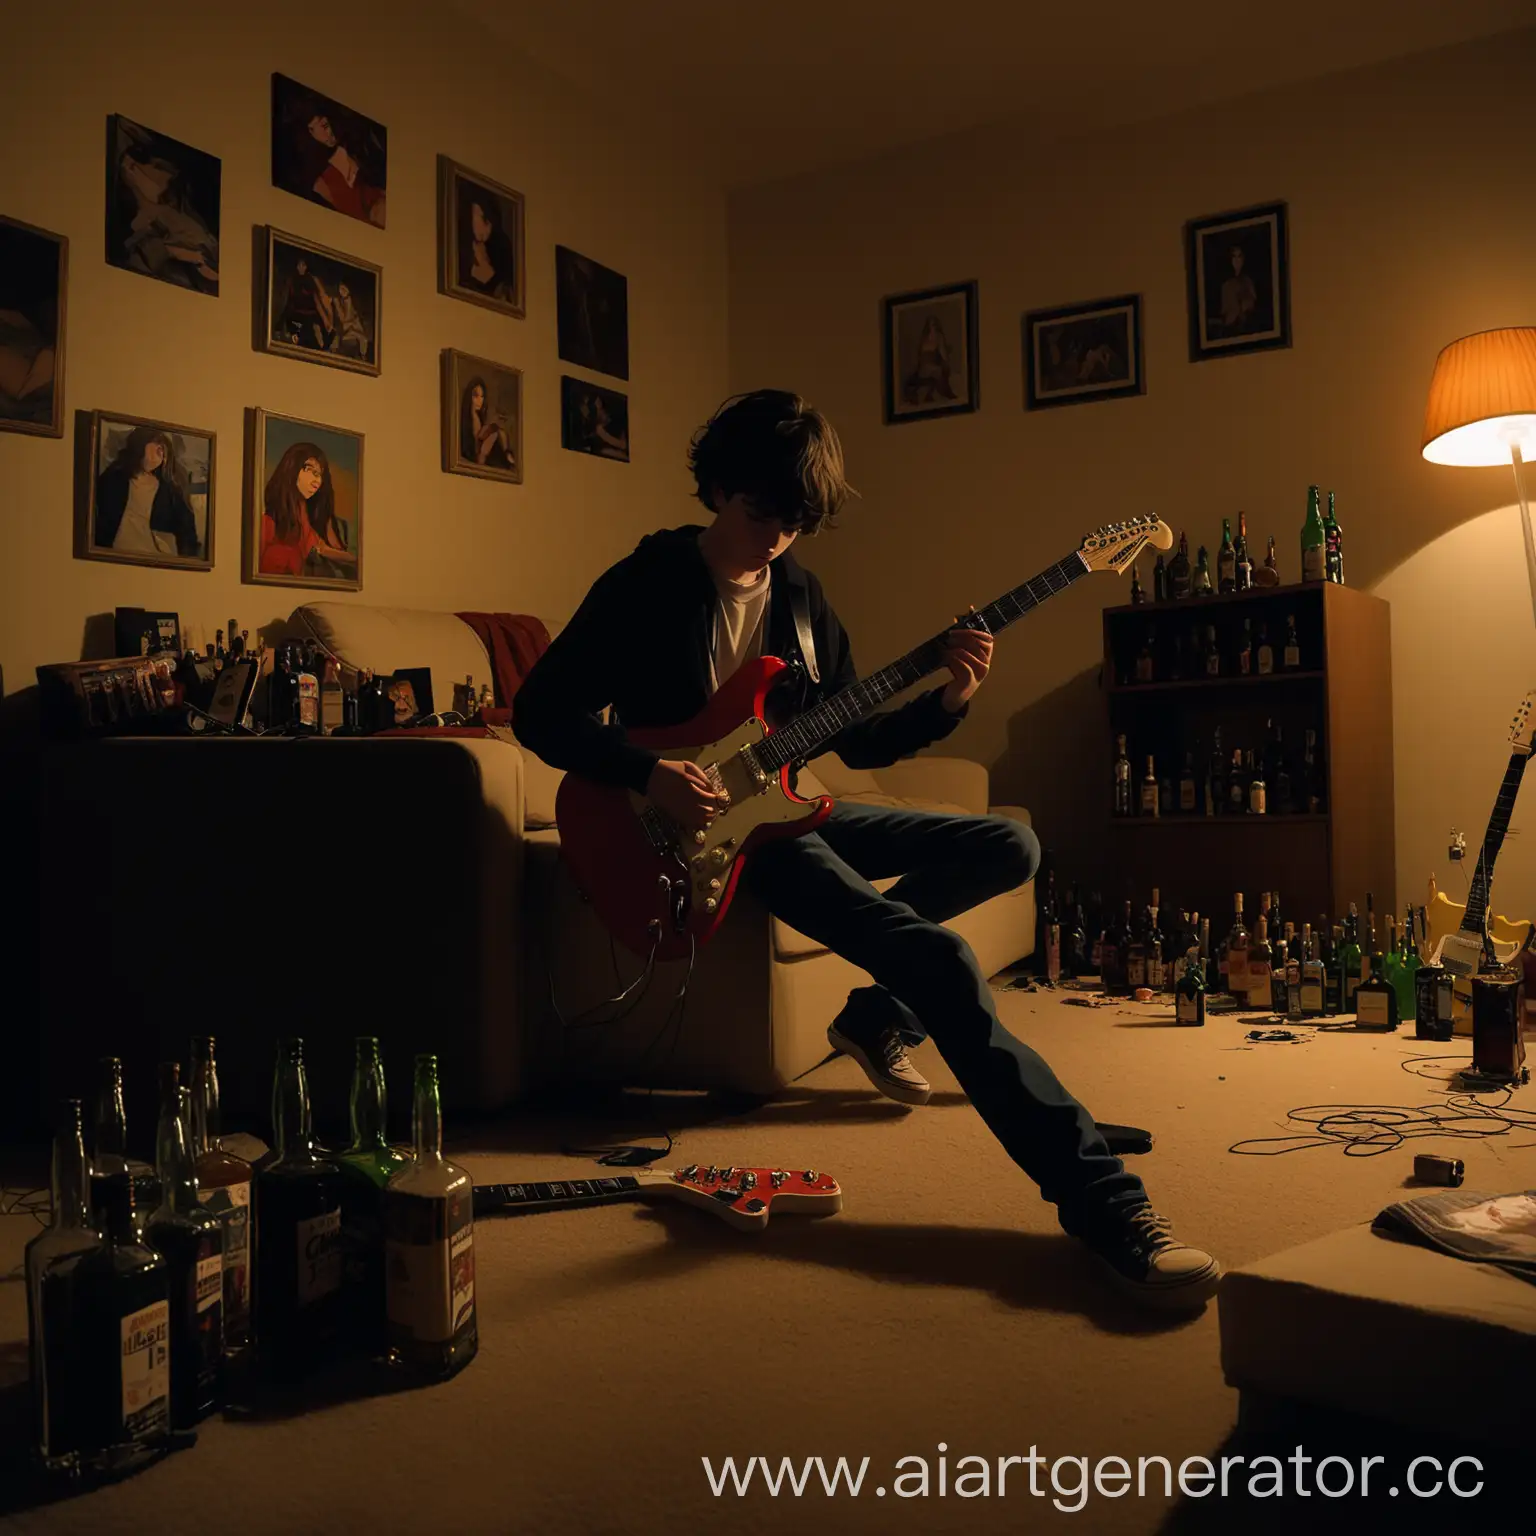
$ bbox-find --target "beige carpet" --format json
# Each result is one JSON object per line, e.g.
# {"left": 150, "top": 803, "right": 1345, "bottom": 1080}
{"left": 2, "top": 987, "right": 1531, "bottom": 1535}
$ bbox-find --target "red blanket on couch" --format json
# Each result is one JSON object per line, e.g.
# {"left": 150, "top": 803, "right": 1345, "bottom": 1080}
{"left": 455, "top": 612, "right": 551, "bottom": 711}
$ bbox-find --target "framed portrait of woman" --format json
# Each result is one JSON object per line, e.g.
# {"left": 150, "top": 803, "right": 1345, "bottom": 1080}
{"left": 882, "top": 280, "right": 979, "bottom": 425}
{"left": 442, "top": 349, "right": 522, "bottom": 486}
{"left": 260, "top": 227, "right": 381, "bottom": 377}
{"left": 105, "top": 115, "right": 221, "bottom": 297}
{"left": 245, "top": 407, "right": 363, "bottom": 591}
{"left": 437, "top": 156, "right": 525, "bottom": 320}
{"left": 78, "top": 411, "right": 215, "bottom": 571}
{"left": 271, "top": 73, "right": 387, "bottom": 230}
{"left": 0, "top": 215, "right": 67, "bottom": 437}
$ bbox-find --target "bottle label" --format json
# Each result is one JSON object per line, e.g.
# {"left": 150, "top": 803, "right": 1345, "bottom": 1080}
{"left": 1246, "top": 965, "right": 1272, "bottom": 1009}
{"left": 1176, "top": 991, "right": 1202, "bottom": 1024}
{"left": 296, "top": 1207, "right": 343, "bottom": 1306}
{"left": 1301, "top": 979, "right": 1323, "bottom": 1011}
{"left": 1140, "top": 785, "right": 1158, "bottom": 815}
{"left": 196, "top": 1253, "right": 223, "bottom": 1314}
{"left": 1228, "top": 950, "right": 1249, "bottom": 990}
{"left": 198, "top": 1176, "right": 252, "bottom": 1323}
{"left": 1240, "top": 650, "right": 1252, "bottom": 676}
{"left": 1127, "top": 954, "right": 1146, "bottom": 987}
{"left": 1179, "top": 781, "right": 1196, "bottom": 812}
{"left": 1250, "top": 784, "right": 1266, "bottom": 814}
{"left": 121, "top": 1299, "right": 170, "bottom": 1441}
{"left": 1147, "top": 954, "right": 1164, "bottom": 989}
{"left": 1205, "top": 654, "right": 1219, "bottom": 677}
{"left": 1345, "top": 974, "right": 1361, "bottom": 1007}
{"left": 1303, "top": 545, "right": 1325, "bottom": 581}
{"left": 1284, "top": 645, "right": 1300, "bottom": 669}
{"left": 1356, "top": 988, "right": 1393, "bottom": 1028}
{"left": 386, "top": 1189, "right": 476, "bottom": 1344}
{"left": 1257, "top": 648, "right": 1274, "bottom": 675}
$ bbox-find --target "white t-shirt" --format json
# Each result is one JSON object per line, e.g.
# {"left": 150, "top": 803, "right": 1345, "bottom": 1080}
{"left": 113, "top": 474, "right": 162, "bottom": 553}
{"left": 707, "top": 563, "right": 771, "bottom": 695}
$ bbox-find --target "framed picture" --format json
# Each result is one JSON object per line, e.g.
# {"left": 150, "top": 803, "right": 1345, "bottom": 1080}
{"left": 1185, "top": 200, "right": 1290, "bottom": 361}
{"left": 105, "top": 115, "right": 221, "bottom": 296}
{"left": 438, "top": 156, "right": 525, "bottom": 319}
{"left": 271, "top": 73, "right": 387, "bottom": 229}
{"left": 882, "top": 280, "right": 979, "bottom": 424}
{"left": 442, "top": 349, "right": 522, "bottom": 485}
{"left": 560, "top": 376, "right": 629, "bottom": 463}
{"left": 555, "top": 245, "right": 628, "bottom": 380}
{"left": 0, "top": 215, "right": 67, "bottom": 437}
{"left": 80, "top": 410, "right": 215, "bottom": 570}
{"left": 386, "top": 668, "right": 433, "bottom": 725}
{"left": 260, "top": 227, "right": 381, "bottom": 376}
{"left": 113, "top": 607, "right": 181, "bottom": 658}
{"left": 1023, "top": 294, "right": 1144, "bottom": 410}
{"left": 246, "top": 408, "right": 363, "bottom": 591}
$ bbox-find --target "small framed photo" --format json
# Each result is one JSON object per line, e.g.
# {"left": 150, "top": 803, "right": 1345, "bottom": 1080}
{"left": 246, "top": 407, "right": 363, "bottom": 591}
{"left": 556, "top": 245, "right": 628, "bottom": 380}
{"left": 271, "top": 73, "right": 386, "bottom": 229}
{"left": 386, "top": 668, "right": 433, "bottom": 725}
{"left": 0, "top": 214, "right": 67, "bottom": 437}
{"left": 560, "top": 375, "right": 629, "bottom": 463}
{"left": 1184, "top": 200, "right": 1290, "bottom": 361}
{"left": 438, "top": 156, "right": 525, "bottom": 320}
{"left": 260, "top": 227, "right": 380, "bottom": 376}
{"left": 113, "top": 607, "right": 181, "bottom": 658}
{"left": 882, "top": 280, "right": 979, "bottom": 425}
{"left": 442, "top": 348, "right": 522, "bottom": 484}
{"left": 80, "top": 411, "right": 215, "bottom": 570}
{"left": 1023, "top": 294, "right": 1144, "bottom": 410}
{"left": 106, "top": 115, "right": 221, "bottom": 296}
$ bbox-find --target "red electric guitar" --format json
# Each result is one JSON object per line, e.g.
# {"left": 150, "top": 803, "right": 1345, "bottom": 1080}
{"left": 473, "top": 1165, "right": 843, "bottom": 1233}
{"left": 557, "top": 516, "right": 1173, "bottom": 959}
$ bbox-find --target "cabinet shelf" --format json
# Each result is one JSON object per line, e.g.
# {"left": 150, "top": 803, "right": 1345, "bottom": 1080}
{"left": 1111, "top": 813, "right": 1329, "bottom": 827}
{"left": 1103, "top": 581, "right": 1325, "bottom": 618}
{"left": 1107, "top": 670, "right": 1324, "bottom": 696}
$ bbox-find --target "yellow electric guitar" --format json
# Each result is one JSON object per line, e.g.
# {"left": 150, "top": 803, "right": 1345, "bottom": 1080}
{"left": 1422, "top": 689, "right": 1536, "bottom": 1030}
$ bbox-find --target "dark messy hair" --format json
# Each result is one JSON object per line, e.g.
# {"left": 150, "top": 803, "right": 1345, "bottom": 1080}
{"left": 687, "top": 389, "right": 855, "bottom": 535}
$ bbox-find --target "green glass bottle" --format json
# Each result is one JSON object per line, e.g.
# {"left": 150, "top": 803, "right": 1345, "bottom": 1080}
{"left": 1217, "top": 517, "right": 1236, "bottom": 593}
{"left": 1301, "top": 485, "right": 1326, "bottom": 583}
{"left": 1323, "top": 491, "right": 1345, "bottom": 584}
{"left": 1175, "top": 948, "right": 1207, "bottom": 1025}
{"left": 1339, "top": 903, "right": 1364, "bottom": 1013}
{"left": 338, "top": 1037, "right": 409, "bottom": 1358}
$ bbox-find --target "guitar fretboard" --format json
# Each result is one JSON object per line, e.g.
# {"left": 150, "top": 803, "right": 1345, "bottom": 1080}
{"left": 473, "top": 1177, "right": 641, "bottom": 1215}
{"left": 1461, "top": 751, "right": 1530, "bottom": 932}
{"left": 756, "top": 553, "right": 1090, "bottom": 771}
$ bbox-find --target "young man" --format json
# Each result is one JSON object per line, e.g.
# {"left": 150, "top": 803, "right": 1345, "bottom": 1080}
{"left": 513, "top": 390, "right": 1220, "bottom": 1311}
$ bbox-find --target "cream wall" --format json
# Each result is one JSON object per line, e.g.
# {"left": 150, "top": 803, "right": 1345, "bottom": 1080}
{"left": 728, "top": 28, "right": 1536, "bottom": 918}
{"left": 0, "top": 0, "right": 727, "bottom": 694}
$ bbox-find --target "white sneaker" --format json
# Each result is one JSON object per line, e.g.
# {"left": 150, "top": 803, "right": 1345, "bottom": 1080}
{"left": 1085, "top": 1206, "right": 1222, "bottom": 1311}
{"left": 827, "top": 1019, "right": 931, "bottom": 1106}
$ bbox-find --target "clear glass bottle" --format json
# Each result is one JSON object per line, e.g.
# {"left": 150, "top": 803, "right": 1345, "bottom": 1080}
{"left": 190, "top": 1037, "right": 254, "bottom": 1351}
{"left": 384, "top": 1056, "right": 478, "bottom": 1380}
{"left": 1300, "top": 923, "right": 1324, "bottom": 1015}
{"left": 1286, "top": 941, "right": 1304, "bottom": 1021}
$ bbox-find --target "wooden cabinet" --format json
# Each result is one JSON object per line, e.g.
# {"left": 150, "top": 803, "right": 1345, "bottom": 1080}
{"left": 1102, "top": 580, "right": 1394, "bottom": 932}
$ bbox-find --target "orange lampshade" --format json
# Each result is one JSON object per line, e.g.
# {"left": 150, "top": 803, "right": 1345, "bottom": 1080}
{"left": 1422, "top": 327, "right": 1536, "bottom": 466}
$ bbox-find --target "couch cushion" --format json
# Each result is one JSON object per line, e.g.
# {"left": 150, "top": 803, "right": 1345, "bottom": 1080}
{"left": 291, "top": 603, "right": 493, "bottom": 710}
{"left": 804, "top": 754, "right": 882, "bottom": 797}
{"left": 518, "top": 740, "right": 563, "bottom": 828}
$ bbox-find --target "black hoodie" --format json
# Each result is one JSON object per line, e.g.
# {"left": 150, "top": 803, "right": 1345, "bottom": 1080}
{"left": 512, "top": 525, "right": 963, "bottom": 793}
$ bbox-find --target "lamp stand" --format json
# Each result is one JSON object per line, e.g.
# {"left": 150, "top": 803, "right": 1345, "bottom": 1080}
{"left": 1512, "top": 444, "right": 1536, "bottom": 632}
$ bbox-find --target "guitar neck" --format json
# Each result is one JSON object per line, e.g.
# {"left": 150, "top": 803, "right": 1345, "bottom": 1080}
{"left": 758, "top": 551, "right": 1091, "bottom": 770}
{"left": 1462, "top": 751, "right": 1531, "bottom": 933}
{"left": 472, "top": 1175, "right": 647, "bottom": 1215}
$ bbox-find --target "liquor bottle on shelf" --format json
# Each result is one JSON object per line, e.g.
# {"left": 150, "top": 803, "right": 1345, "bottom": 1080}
{"left": 1192, "top": 546, "right": 1214, "bottom": 597}
{"left": 1125, "top": 906, "right": 1147, "bottom": 991}
{"left": 1217, "top": 518, "right": 1236, "bottom": 593}
{"left": 1321, "top": 922, "right": 1342, "bottom": 1014}
{"left": 1300, "top": 924, "right": 1324, "bottom": 1015}
{"left": 1112, "top": 735, "right": 1132, "bottom": 817}
{"left": 1248, "top": 754, "right": 1267, "bottom": 815}
{"left": 268, "top": 645, "right": 297, "bottom": 730}
{"left": 1354, "top": 940, "right": 1398, "bottom": 1031}
{"left": 1271, "top": 937, "right": 1289, "bottom": 1016}
{"left": 384, "top": 1056, "right": 478, "bottom": 1380}
{"left": 1130, "top": 563, "right": 1146, "bottom": 605}
{"left": 1228, "top": 749, "right": 1246, "bottom": 814}
{"left": 1152, "top": 554, "right": 1169, "bottom": 603}
{"left": 142, "top": 1066, "right": 224, "bottom": 1428}
{"left": 1203, "top": 623, "right": 1221, "bottom": 677}
{"left": 1324, "top": 491, "right": 1345, "bottom": 584}
{"left": 1255, "top": 622, "right": 1274, "bottom": 675}
{"left": 1246, "top": 918, "right": 1274, "bottom": 1011}
{"left": 1339, "top": 904, "right": 1364, "bottom": 1012}
{"left": 1258, "top": 534, "right": 1280, "bottom": 587}
{"left": 256, "top": 1039, "right": 345, "bottom": 1380}
{"left": 1236, "top": 617, "right": 1254, "bottom": 676}
{"left": 69, "top": 1172, "right": 170, "bottom": 1470}
{"left": 1234, "top": 511, "right": 1253, "bottom": 591}
{"left": 339, "top": 1038, "right": 411, "bottom": 1359}
{"left": 1223, "top": 893, "right": 1250, "bottom": 999}
{"left": 1169, "top": 532, "right": 1192, "bottom": 600}
{"left": 1146, "top": 892, "right": 1166, "bottom": 990}
{"left": 1302, "top": 484, "right": 1326, "bottom": 583}
{"left": 1178, "top": 753, "right": 1197, "bottom": 814}
{"left": 26, "top": 1100, "right": 99, "bottom": 1472}
{"left": 1168, "top": 633, "right": 1185, "bottom": 681}
{"left": 1175, "top": 947, "right": 1206, "bottom": 1025}
{"left": 1140, "top": 756, "right": 1159, "bottom": 818}
{"left": 189, "top": 1037, "right": 253, "bottom": 1352}
{"left": 1135, "top": 627, "right": 1156, "bottom": 683}
{"left": 1282, "top": 614, "right": 1302, "bottom": 671}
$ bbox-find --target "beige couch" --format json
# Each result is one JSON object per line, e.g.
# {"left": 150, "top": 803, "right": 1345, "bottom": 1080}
{"left": 290, "top": 601, "right": 1038, "bottom": 1097}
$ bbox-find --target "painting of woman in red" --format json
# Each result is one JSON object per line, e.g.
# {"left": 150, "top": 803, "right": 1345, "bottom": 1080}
{"left": 260, "top": 439, "right": 358, "bottom": 582}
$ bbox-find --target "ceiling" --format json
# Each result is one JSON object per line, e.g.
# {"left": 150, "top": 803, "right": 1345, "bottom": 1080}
{"left": 456, "top": 0, "right": 1534, "bottom": 188}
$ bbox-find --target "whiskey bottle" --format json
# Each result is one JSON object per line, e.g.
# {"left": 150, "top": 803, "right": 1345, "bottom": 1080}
{"left": 1299, "top": 924, "right": 1324, "bottom": 1015}
{"left": 256, "top": 1039, "right": 345, "bottom": 1379}
{"left": 1234, "top": 510, "right": 1253, "bottom": 591}
{"left": 1246, "top": 918, "right": 1274, "bottom": 1011}
{"left": 1248, "top": 755, "right": 1267, "bottom": 815}
{"left": 1324, "top": 491, "right": 1345, "bottom": 584}
{"left": 1178, "top": 753, "right": 1197, "bottom": 814}
{"left": 1112, "top": 734, "right": 1132, "bottom": 817}
{"left": 1175, "top": 949, "right": 1207, "bottom": 1025}
{"left": 189, "top": 1037, "right": 253, "bottom": 1350}
{"left": 1192, "top": 546, "right": 1213, "bottom": 597}
{"left": 1146, "top": 891, "right": 1166, "bottom": 991}
{"left": 1354, "top": 943, "right": 1398, "bottom": 1031}
{"left": 1169, "top": 531, "right": 1192, "bottom": 600}
{"left": 1224, "top": 893, "right": 1250, "bottom": 999}
{"left": 26, "top": 1100, "right": 99, "bottom": 1470}
{"left": 384, "top": 1056, "right": 478, "bottom": 1380}
{"left": 1301, "top": 484, "right": 1326, "bottom": 582}
{"left": 143, "top": 1066, "right": 224, "bottom": 1427}
{"left": 1282, "top": 614, "right": 1301, "bottom": 670}
{"left": 1130, "top": 563, "right": 1146, "bottom": 605}
{"left": 1140, "top": 755, "right": 1159, "bottom": 818}
{"left": 338, "top": 1037, "right": 410, "bottom": 1359}
{"left": 1152, "top": 553, "right": 1169, "bottom": 602}
{"left": 1255, "top": 622, "right": 1274, "bottom": 675}
{"left": 1217, "top": 518, "right": 1237, "bottom": 593}
{"left": 1258, "top": 534, "right": 1281, "bottom": 587}
{"left": 1340, "top": 904, "right": 1364, "bottom": 1012}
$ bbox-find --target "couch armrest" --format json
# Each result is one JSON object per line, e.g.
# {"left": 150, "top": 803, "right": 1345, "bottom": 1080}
{"left": 988, "top": 803, "right": 1032, "bottom": 828}
{"left": 870, "top": 756, "right": 989, "bottom": 815}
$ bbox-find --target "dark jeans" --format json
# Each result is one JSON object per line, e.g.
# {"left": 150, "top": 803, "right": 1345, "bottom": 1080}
{"left": 742, "top": 801, "right": 1148, "bottom": 1235}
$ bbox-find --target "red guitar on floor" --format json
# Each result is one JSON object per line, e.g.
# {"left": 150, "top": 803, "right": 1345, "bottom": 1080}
{"left": 557, "top": 516, "right": 1172, "bottom": 959}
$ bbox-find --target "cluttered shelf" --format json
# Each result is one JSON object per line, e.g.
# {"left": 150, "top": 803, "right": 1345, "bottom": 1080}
{"left": 1106, "top": 670, "right": 1324, "bottom": 695}
{"left": 1111, "top": 813, "right": 1329, "bottom": 826}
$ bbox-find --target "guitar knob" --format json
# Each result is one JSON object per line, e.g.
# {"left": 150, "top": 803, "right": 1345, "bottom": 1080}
{"left": 710, "top": 848, "right": 729, "bottom": 867}
{"left": 694, "top": 829, "right": 707, "bottom": 845}
{"left": 704, "top": 897, "right": 719, "bottom": 913}
{"left": 708, "top": 878, "right": 722, "bottom": 893}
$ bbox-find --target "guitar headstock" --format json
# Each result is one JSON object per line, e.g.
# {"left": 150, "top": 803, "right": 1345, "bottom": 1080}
{"left": 661, "top": 1164, "right": 843, "bottom": 1230}
{"left": 1078, "top": 516, "right": 1175, "bottom": 575}
{"left": 1509, "top": 690, "right": 1536, "bottom": 756}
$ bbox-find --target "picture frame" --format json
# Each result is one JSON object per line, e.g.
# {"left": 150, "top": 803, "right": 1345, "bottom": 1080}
{"left": 1023, "top": 294, "right": 1145, "bottom": 410}
{"left": 270, "top": 73, "right": 387, "bottom": 229}
{"left": 113, "top": 607, "right": 181, "bottom": 658}
{"left": 79, "top": 410, "right": 216, "bottom": 571}
{"left": 438, "top": 156, "right": 525, "bottom": 320}
{"left": 105, "top": 115, "right": 221, "bottom": 297}
{"left": 560, "top": 375, "right": 629, "bottom": 463}
{"left": 245, "top": 407, "right": 363, "bottom": 591}
{"left": 385, "top": 668, "right": 433, "bottom": 725}
{"left": 1184, "top": 200, "right": 1290, "bottom": 361}
{"left": 442, "top": 348, "right": 522, "bottom": 485}
{"left": 555, "top": 245, "right": 628, "bottom": 380}
{"left": 259, "top": 226, "right": 381, "bottom": 377}
{"left": 0, "top": 214, "right": 67, "bottom": 437}
{"left": 882, "top": 280, "right": 979, "bottom": 425}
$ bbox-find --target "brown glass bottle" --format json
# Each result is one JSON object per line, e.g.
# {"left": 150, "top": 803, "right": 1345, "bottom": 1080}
{"left": 189, "top": 1037, "right": 254, "bottom": 1349}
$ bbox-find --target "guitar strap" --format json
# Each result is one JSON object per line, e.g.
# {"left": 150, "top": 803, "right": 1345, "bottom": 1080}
{"left": 788, "top": 577, "right": 820, "bottom": 685}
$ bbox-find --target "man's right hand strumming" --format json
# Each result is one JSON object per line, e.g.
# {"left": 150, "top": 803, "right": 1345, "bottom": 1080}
{"left": 647, "top": 758, "right": 718, "bottom": 832}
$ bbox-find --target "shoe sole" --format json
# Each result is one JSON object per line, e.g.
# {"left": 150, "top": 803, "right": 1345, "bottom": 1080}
{"left": 827, "top": 1026, "right": 932, "bottom": 1106}
{"left": 1099, "top": 1256, "right": 1223, "bottom": 1312}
